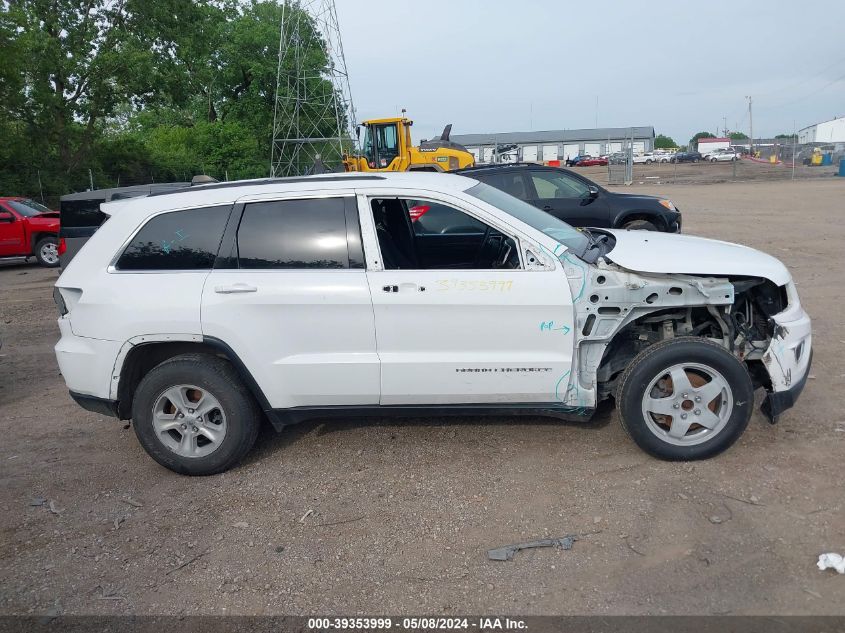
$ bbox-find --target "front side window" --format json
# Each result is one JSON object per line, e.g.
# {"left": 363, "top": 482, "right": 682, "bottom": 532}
{"left": 529, "top": 171, "right": 590, "bottom": 199}
{"left": 466, "top": 182, "right": 590, "bottom": 257}
{"left": 116, "top": 205, "right": 231, "bottom": 271}
{"left": 371, "top": 197, "right": 520, "bottom": 270}
{"left": 237, "top": 197, "right": 350, "bottom": 269}
{"left": 374, "top": 123, "right": 399, "bottom": 168}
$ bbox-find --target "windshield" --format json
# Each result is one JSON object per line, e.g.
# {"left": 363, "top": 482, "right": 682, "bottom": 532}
{"left": 465, "top": 182, "right": 591, "bottom": 256}
{"left": 7, "top": 199, "right": 52, "bottom": 217}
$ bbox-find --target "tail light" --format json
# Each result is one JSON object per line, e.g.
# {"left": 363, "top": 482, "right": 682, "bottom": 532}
{"left": 57, "top": 237, "right": 67, "bottom": 256}
{"left": 53, "top": 287, "right": 68, "bottom": 316}
{"left": 53, "top": 287, "right": 82, "bottom": 317}
{"left": 409, "top": 204, "right": 430, "bottom": 222}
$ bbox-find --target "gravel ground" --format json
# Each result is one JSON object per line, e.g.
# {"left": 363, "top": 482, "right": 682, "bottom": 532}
{"left": 0, "top": 177, "right": 844, "bottom": 616}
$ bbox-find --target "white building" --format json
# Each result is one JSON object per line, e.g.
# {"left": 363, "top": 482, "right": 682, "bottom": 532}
{"left": 697, "top": 137, "right": 731, "bottom": 154}
{"left": 450, "top": 126, "right": 655, "bottom": 164}
{"left": 798, "top": 116, "right": 845, "bottom": 144}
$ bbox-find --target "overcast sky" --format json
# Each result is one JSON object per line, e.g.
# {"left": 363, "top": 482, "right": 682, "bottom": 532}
{"left": 335, "top": 0, "right": 845, "bottom": 144}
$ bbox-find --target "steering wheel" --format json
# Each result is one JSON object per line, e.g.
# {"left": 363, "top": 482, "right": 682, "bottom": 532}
{"left": 474, "top": 226, "right": 501, "bottom": 268}
{"left": 494, "top": 238, "right": 517, "bottom": 269}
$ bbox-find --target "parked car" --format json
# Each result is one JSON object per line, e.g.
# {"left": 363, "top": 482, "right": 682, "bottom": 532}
{"left": 671, "top": 151, "right": 702, "bottom": 163}
{"left": 0, "top": 197, "right": 61, "bottom": 267}
{"left": 575, "top": 156, "right": 608, "bottom": 167}
{"left": 54, "top": 172, "right": 811, "bottom": 474}
{"left": 708, "top": 149, "right": 740, "bottom": 162}
{"left": 608, "top": 152, "right": 628, "bottom": 164}
{"left": 655, "top": 152, "right": 676, "bottom": 163}
{"left": 456, "top": 163, "right": 681, "bottom": 232}
{"left": 632, "top": 152, "right": 657, "bottom": 164}
{"left": 565, "top": 154, "right": 591, "bottom": 166}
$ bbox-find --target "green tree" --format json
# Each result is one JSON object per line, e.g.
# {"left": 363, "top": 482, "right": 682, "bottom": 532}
{"left": 0, "top": 0, "right": 347, "bottom": 198}
{"left": 654, "top": 134, "right": 677, "bottom": 149}
{"left": 728, "top": 132, "right": 749, "bottom": 140}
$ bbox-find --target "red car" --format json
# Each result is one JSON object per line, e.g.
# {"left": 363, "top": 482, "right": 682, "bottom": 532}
{"left": 575, "top": 156, "right": 608, "bottom": 167}
{"left": 0, "top": 197, "right": 61, "bottom": 267}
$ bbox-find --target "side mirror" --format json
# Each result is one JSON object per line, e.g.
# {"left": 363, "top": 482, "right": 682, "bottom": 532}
{"left": 588, "top": 185, "right": 599, "bottom": 198}
{"left": 0, "top": 211, "right": 14, "bottom": 223}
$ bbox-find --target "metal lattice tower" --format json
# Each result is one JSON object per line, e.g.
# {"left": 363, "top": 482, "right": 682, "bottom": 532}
{"left": 270, "top": 0, "right": 356, "bottom": 176}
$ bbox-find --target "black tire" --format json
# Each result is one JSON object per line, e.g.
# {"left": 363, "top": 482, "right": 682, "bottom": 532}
{"left": 623, "top": 219, "right": 658, "bottom": 231}
{"left": 616, "top": 337, "right": 753, "bottom": 461}
{"left": 34, "top": 236, "right": 60, "bottom": 267}
{"left": 131, "top": 353, "right": 262, "bottom": 475}
{"left": 693, "top": 158, "right": 699, "bottom": 163}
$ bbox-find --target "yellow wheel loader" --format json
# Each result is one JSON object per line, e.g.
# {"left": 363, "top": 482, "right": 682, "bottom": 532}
{"left": 342, "top": 114, "right": 475, "bottom": 172}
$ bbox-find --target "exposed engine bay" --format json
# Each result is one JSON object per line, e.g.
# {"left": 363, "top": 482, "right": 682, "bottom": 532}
{"left": 555, "top": 254, "right": 794, "bottom": 412}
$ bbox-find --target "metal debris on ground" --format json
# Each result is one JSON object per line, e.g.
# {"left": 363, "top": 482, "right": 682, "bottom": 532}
{"left": 299, "top": 509, "right": 314, "bottom": 523}
{"left": 817, "top": 553, "right": 845, "bottom": 574}
{"left": 48, "top": 500, "right": 63, "bottom": 515}
{"left": 487, "top": 536, "right": 576, "bottom": 561}
{"left": 29, "top": 498, "right": 47, "bottom": 507}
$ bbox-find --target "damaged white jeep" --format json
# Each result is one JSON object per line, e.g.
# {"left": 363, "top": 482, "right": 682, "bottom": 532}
{"left": 54, "top": 172, "right": 812, "bottom": 475}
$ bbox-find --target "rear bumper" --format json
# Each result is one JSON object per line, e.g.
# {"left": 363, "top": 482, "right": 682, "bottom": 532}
{"left": 54, "top": 318, "right": 121, "bottom": 401}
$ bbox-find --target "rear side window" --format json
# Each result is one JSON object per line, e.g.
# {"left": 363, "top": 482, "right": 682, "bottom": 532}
{"left": 475, "top": 172, "right": 529, "bottom": 200}
{"left": 115, "top": 205, "right": 231, "bottom": 271}
{"left": 60, "top": 199, "right": 106, "bottom": 229}
{"left": 237, "top": 197, "right": 352, "bottom": 269}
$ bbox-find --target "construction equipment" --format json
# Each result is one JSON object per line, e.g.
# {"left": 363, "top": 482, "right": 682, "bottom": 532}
{"left": 343, "top": 113, "right": 475, "bottom": 172}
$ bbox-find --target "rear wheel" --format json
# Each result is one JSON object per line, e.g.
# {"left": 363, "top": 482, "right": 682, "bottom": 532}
{"left": 623, "top": 219, "right": 657, "bottom": 231}
{"left": 34, "top": 236, "right": 59, "bottom": 267}
{"left": 131, "top": 353, "right": 262, "bottom": 475}
{"left": 616, "top": 337, "right": 753, "bottom": 460}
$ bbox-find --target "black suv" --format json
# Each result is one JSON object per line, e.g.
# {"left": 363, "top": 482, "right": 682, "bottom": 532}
{"left": 457, "top": 164, "right": 682, "bottom": 232}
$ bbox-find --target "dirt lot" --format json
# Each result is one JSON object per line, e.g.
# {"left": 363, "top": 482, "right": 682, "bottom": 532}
{"left": 1, "top": 178, "right": 844, "bottom": 616}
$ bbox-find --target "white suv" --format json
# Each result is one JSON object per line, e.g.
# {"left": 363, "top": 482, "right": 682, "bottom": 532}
{"left": 53, "top": 173, "right": 812, "bottom": 475}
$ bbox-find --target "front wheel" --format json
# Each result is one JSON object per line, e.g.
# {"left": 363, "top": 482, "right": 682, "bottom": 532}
{"left": 616, "top": 337, "right": 753, "bottom": 460}
{"left": 34, "top": 236, "right": 60, "bottom": 267}
{"left": 623, "top": 219, "right": 658, "bottom": 231}
{"left": 131, "top": 353, "right": 262, "bottom": 475}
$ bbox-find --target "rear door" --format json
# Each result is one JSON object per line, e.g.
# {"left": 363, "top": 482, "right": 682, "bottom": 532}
{"left": 201, "top": 193, "right": 379, "bottom": 410}
{"left": 360, "top": 189, "right": 575, "bottom": 406}
{"left": 525, "top": 169, "right": 610, "bottom": 227}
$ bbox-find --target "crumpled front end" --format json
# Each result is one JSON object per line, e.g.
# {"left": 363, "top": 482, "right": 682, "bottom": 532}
{"left": 760, "top": 295, "right": 812, "bottom": 422}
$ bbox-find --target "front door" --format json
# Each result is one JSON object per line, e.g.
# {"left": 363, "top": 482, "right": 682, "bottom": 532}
{"left": 361, "top": 192, "right": 575, "bottom": 406}
{"left": 201, "top": 194, "right": 379, "bottom": 410}
{"left": 526, "top": 169, "right": 610, "bottom": 228}
{"left": 0, "top": 204, "right": 25, "bottom": 256}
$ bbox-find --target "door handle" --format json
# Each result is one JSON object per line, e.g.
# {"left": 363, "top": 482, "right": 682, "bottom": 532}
{"left": 382, "top": 284, "right": 425, "bottom": 293}
{"left": 543, "top": 205, "right": 552, "bottom": 210}
{"left": 214, "top": 283, "right": 258, "bottom": 294}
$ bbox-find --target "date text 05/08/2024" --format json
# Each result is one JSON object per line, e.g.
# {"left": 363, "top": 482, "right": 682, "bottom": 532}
{"left": 307, "top": 617, "right": 528, "bottom": 631}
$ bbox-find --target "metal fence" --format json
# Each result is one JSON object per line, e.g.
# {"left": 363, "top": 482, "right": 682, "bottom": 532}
{"left": 607, "top": 146, "right": 633, "bottom": 185}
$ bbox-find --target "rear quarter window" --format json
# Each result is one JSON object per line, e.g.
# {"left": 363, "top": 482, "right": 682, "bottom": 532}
{"left": 115, "top": 205, "right": 231, "bottom": 271}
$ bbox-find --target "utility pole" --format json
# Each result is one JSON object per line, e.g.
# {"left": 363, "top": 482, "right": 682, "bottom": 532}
{"left": 723, "top": 116, "right": 728, "bottom": 137}
{"left": 746, "top": 96, "right": 754, "bottom": 155}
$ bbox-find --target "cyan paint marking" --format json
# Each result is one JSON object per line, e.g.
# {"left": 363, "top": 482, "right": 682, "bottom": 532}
{"left": 540, "top": 320, "right": 571, "bottom": 334}
{"left": 554, "top": 370, "right": 571, "bottom": 403}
